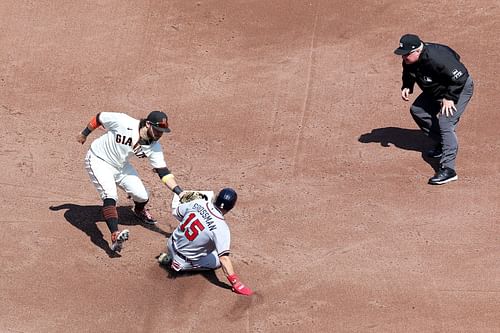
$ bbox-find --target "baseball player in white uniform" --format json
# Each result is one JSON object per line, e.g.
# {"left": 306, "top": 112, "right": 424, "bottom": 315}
{"left": 77, "top": 111, "right": 185, "bottom": 252}
{"left": 158, "top": 188, "right": 253, "bottom": 296}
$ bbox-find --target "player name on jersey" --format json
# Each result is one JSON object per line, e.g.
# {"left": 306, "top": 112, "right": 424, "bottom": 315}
{"left": 193, "top": 202, "right": 217, "bottom": 231}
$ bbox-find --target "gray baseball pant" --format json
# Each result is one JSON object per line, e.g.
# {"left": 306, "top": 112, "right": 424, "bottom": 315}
{"left": 410, "top": 76, "right": 474, "bottom": 170}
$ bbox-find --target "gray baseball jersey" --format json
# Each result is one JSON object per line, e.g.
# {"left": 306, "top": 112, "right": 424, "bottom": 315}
{"left": 172, "top": 199, "right": 231, "bottom": 261}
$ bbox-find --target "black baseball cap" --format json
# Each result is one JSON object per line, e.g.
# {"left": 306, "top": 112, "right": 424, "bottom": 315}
{"left": 146, "top": 111, "right": 171, "bottom": 132}
{"left": 394, "top": 34, "right": 422, "bottom": 55}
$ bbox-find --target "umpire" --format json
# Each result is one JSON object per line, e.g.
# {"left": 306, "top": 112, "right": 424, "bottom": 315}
{"left": 394, "top": 34, "right": 474, "bottom": 185}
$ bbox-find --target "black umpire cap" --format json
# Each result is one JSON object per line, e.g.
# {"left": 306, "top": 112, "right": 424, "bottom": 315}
{"left": 394, "top": 34, "right": 422, "bottom": 55}
{"left": 147, "top": 111, "right": 171, "bottom": 132}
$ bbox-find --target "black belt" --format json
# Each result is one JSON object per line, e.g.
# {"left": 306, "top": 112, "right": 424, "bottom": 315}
{"left": 171, "top": 240, "right": 189, "bottom": 262}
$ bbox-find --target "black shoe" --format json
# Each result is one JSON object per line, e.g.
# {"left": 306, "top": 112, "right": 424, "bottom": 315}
{"left": 134, "top": 208, "right": 157, "bottom": 225}
{"left": 428, "top": 168, "right": 458, "bottom": 185}
{"left": 426, "top": 146, "right": 442, "bottom": 158}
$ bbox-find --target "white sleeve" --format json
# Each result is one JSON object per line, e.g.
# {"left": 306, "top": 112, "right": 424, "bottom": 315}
{"left": 98, "top": 112, "right": 122, "bottom": 130}
{"left": 142, "top": 142, "right": 167, "bottom": 169}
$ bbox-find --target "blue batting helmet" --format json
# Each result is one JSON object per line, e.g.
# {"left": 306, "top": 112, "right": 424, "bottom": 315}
{"left": 214, "top": 188, "right": 237, "bottom": 212}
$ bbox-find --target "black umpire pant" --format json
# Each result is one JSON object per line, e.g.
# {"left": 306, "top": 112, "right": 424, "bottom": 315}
{"left": 410, "top": 76, "right": 474, "bottom": 170}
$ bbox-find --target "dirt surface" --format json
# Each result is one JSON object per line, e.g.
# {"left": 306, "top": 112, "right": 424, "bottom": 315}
{"left": 1, "top": 1, "right": 499, "bottom": 332}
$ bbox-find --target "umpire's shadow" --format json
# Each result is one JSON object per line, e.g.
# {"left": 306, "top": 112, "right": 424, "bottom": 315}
{"left": 358, "top": 126, "right": 439, "bottom": 171}
{"left": 49, "top": 203, "right": 170, "bottom": 258}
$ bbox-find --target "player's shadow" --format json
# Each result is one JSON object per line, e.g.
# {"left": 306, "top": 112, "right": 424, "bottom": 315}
{"left": 158, "top": 263, "right": 232, "bottom": 291}
{"left": 358, "top": 126, "right": 439, "bottom": 171}
{"left": 49, "top": 203, "right": 170, "bottom": 258}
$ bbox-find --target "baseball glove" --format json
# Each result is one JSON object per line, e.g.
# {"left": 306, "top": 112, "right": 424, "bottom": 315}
{"left": 179, "top": 191, "right": 208, "bottom": 204}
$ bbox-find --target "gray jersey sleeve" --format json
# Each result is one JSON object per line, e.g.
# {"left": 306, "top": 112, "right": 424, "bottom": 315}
{"left": 213, "top": 223, "right": 231, "bottom": 256}
{"left": 173, "top": 201, "right": 190, "bottom": 222}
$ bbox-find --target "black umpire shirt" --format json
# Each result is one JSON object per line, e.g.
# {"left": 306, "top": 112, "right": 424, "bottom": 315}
{"left": 401, "top": 43, "right": 469, "bottom": 103}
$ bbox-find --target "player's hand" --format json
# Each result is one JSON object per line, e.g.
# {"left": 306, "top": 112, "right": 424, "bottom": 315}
{"left": 401, "top": 88, "right": 411, "bottom": 101}
{"left": 77, "top": 133, "right": 87, "bottom": 144}
{"left": 232, "top": 281, "right": 253, "bottom": 296}
{"left": 227, "top": 274, "right": 253, "bottom": 296}
{"left": 440, "top": 99, "right": 456, "bottom": 117}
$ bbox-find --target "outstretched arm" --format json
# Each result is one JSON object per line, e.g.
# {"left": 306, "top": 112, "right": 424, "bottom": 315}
{"left": 77, "top": 113, "right": 101, "bottom": 144}
{"left": 156, "top": 168, "right": 185, "bottom": 198}
{"left": 219, "top": 254, "right": 253, "bottom": 296}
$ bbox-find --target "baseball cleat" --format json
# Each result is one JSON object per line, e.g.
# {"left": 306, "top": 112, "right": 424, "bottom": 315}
{"left": 157, "top": 252, "right": 172, "bottom": 266}
{"left": 428, "top": 167, "right": 458, "bottom": 185}
{"left": 134, "top": 208, "right": 157, "bottom": 225}
{"left": 110, "top": 229, "right": 129, "bottom": 252}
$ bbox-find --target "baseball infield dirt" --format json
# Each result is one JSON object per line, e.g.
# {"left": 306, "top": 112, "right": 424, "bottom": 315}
{"left": 1, "top": 1, "right": 499, "bottom": 332}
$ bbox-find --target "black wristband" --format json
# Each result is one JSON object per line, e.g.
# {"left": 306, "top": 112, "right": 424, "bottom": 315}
{"left": 81, "top": 127, "right": 91, "bottom": 137}
{"left": 172, "top": 186, "right": 183, "bottom": 195}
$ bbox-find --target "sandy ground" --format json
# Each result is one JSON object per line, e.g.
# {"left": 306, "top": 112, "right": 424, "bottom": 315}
{"left": 0, "top": 1, "right": 499, "bottom": 332}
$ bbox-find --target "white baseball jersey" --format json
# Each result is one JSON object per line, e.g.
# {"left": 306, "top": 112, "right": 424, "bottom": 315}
{"left": 90, "top": 112, "right": 167, "bottom": 170}
{"left": 172, "top": 199, "right": 231, "bottom": 260}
